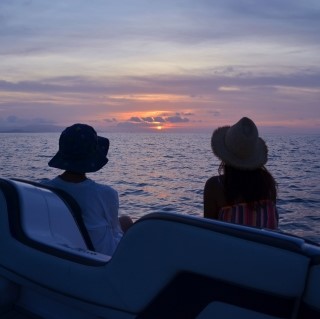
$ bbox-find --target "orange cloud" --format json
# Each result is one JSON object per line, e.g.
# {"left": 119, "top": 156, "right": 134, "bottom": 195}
{"left": 108, "top": 94, "right": 189, "bottom": 102}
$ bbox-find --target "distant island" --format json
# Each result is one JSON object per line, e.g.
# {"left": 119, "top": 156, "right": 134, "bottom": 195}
{"left": 0, "top": 125, "right": 64, "bottom": 133}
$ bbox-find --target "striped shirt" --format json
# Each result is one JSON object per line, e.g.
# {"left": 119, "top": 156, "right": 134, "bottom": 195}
{"left": 218, "top": 200, "right": 278, "bottom": 229}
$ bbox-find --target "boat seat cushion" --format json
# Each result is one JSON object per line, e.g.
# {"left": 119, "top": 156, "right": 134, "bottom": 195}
{"left": 106, "top": 213, "right": 311, "bottom": 318}
{"left": 0, "top": 178, "right": 95, "bottom": 251}
{"left": 22, "top": 184, "right": 88, "bottom": 249}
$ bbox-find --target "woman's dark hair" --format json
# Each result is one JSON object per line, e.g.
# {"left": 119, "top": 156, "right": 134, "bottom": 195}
{"left": 218, "top": 162, "right": 277, "bottom": 204}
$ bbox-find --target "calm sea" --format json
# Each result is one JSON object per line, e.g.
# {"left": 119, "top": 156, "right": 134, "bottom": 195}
{"left": 1, "top": 132, "right": 319, "bottom": 243}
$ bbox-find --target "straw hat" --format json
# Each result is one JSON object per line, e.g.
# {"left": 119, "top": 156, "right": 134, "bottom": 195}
{"left": 211, "top": 117, "right": 268, "bottom": 170}
{"left": 48, "top": 123, "right": 109, "bottom": 173}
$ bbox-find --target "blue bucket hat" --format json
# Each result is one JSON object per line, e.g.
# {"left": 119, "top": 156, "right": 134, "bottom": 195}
{"left": 48, "top": 123, "right": 109, "bottom": 173}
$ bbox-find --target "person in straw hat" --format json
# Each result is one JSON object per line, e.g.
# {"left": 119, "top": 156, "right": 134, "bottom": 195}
{"left": 46, "top": 123, "right": 133, "bottom": 256}
{"left": 204, "top": 117, "right": 278, "bottom": 229}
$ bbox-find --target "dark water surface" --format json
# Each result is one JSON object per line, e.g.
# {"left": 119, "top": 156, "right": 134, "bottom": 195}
{"left": 1, "top": 132, "right": 319, "bottom": 243}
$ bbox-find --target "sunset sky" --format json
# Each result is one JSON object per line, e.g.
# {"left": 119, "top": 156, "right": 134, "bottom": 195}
{"left": 0, "top": 0, "right": 319, "bottom": 133}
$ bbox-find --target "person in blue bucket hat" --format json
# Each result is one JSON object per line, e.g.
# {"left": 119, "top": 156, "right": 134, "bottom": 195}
{"left": 48, "top": 123, "right": 110, "bottom": 173}
{"left": 46, "top": 123, "right": 133, "bottom": 256}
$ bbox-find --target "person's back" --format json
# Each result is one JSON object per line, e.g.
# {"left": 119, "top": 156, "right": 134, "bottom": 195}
{"left": 45, "top": 123, "right": 131, "bottom": 255}
{"left": 204, "top": 117, "right": 278, "bottom": 229}
{"left": 46, "top": 176, "right": 122, "bottom": 255}
{"left": 217, "top": 200, "right": 278, "bottom": 229}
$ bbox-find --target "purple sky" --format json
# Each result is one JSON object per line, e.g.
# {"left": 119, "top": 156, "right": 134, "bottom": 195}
{"left": 0, "top": 0, "right": 319, "bottom": 133}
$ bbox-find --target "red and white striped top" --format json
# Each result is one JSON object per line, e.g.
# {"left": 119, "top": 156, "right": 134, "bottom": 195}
{"left": 218, "top": 200, "right": 278, "bottom": 229}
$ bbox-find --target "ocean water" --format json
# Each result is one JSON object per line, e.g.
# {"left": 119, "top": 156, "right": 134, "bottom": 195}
{"left": 1, "top": 132, "right": 319, "bottom": 244}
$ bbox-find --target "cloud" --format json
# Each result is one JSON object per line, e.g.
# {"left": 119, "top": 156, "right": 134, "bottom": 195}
{"left": 0, "top": 115, "right": 54, "bottom": 125}
{"left": 207, "top": 110, "right": 221, "bottom": 117}
{"left": 154, "top": 116, "right": 165, "bottom": 123}
{"left": 0, "top": 1, "right": 319, "bottom": 133}
{"left": 104, "top": 118, "right": 117, "bottom": 123}
{"left": 1, "top": 68, "right": 319, "bottom": 97}
{"left": 182, "top": 112, "right": 194, "bottom": 116}
{"left": 141, "top": 117, "right": 154, "bottom": 123}
{"left": 165, "top": 116, "right": 189, "bottom": 123}
{"left": 119, "top": 114, "right": 190, "bottom": 128}
{"left": 1, "top": 0, "right": 319, "bottom": 64}
{"left": 129, "top": 117, "right": 142, "bottom": 122}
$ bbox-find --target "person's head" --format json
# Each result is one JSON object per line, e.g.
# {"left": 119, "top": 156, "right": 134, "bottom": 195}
{"left": 48, "top": 123, "right": 109, "bottom": 174}
{"left": 211, "top": 117, "right": 268, "bottom": 171}
{"left": 210, "top": 117, "right": 276, "bottom": 202}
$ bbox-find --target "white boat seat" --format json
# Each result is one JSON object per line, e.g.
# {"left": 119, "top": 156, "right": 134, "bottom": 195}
{"left": 113, "top": 213, "right": 314, "bottom": 319}
{"left": 0, "top": 178, "right": 109, "bottom": 265}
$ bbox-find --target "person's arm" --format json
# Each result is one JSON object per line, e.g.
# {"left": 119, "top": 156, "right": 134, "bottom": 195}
{"left": 203, "top": 176, "right": 222, "bottom": 220}
{"left": 109, "top": 190, "right": 123, "bottom": 236}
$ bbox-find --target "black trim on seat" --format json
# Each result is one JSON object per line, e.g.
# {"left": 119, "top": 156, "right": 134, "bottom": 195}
{"left": 0, "top": 178, "right": 105, "bottom": 266}
{"left": 137, "top": 271, "right": 296, "bottom": 319}
{"left": 11, "top": 178, "right": 95, "bottom": 251}
{"left": 298, "top": 303, "right": 320, "bottom": 319}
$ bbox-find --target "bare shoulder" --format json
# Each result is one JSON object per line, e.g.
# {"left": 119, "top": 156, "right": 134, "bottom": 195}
{"left": 204, "top": 176, "right": 222, "bottom": 192}
{"left": 203, "top": 175, "right": 225, "bottom": 219}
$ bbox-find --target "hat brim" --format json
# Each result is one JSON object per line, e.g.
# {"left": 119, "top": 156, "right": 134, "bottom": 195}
{"left": 48, "top": 136, "right": 109, "bottom": 173}
{"left": 211, "top": 126, "right": 268, "bottom": 170}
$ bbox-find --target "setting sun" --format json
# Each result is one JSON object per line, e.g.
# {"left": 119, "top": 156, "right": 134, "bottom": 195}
{"left": 156, "top": 126, "right": 162, "bottom": 130}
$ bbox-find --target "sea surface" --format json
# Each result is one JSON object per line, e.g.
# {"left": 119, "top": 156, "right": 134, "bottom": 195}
{"left": 1, "top": 132, "right": 319, "bottom": 244}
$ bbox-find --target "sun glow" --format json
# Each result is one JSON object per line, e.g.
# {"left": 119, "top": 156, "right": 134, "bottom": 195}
{"left": 156, "top": 125, "right": 162, "bottom": 130}
{"left": 109, "top": 94, "right": 187, "bottom": 102}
